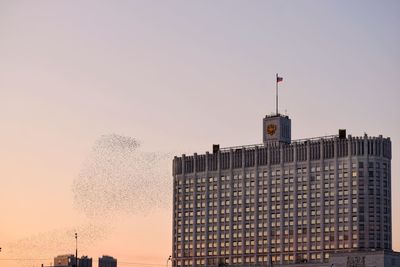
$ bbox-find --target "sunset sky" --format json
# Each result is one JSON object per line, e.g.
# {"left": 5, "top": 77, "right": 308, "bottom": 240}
{"left": 1, "top": 1, "right": 400, "bottom": 267}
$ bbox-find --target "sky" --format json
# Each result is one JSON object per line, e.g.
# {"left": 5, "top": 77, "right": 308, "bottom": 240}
{"left": 0, "top": 1, "right": 400, "bottom": 267}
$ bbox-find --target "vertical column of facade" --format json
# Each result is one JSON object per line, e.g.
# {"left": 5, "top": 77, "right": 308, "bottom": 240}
{"left": 172, "top": 157, "right": 178, "bottom": 267}
{"left": 385, "top": 138, "right": 392, "bottom": 249}
{"left": 374, "top": 136, "right": 387, "bottom": 249}
{"left": 181, "top": 154, "right": 188, "bottom": 266}
{"left": 216, "top": 151, "right": 221, "bottom": 261}
{"left": 267, "top": 145, "right": 277, "bottom": 261}
{"left": 356, "top": 136, "right": 365, "bottom": 249}
{"left": 228, "top": 149, "right": 234, "bottom": 265}
{"left": 333, "top": 139, "right": 339, "bottom": 250}
{"left": 267, "top": 145, "right": 272, "bottom": 264}
{"left": 386, "top": 138, "right": 392, "bottom": 249}
{"left": 354, "top": 138, "right": 362, "bottom": 249}
{"left": 192, "top": 154, "right": 197, "bottom": 267}
{"left": 181, "top": 155, "right": 186, "bottom": 267}
{"left": 376, "top": 138, "right": 382, "bottom": 249}
{"left": 254, "top": 147, "right": 259, "bottom": 264}
{"left": 306, "top": 141, "right": 312, "bottom": 261}
{"left": 279, "top": 145, "right": 284, "bottom": 264}
{"left": 363, "top": 135, "right": 369, "bottom": 248}
{"left": 349, "top": 137, "right": 358, "bottom": 250}
{"left": 379, "top": 137, "right": 385, "bottom": 249}
{"left": 355, "top": 137, "right": 359, "bottom": 157}
{"left": 240, "top": 148, "right": 246, "bottom": 265}
{"left": 319, "top": 140, "right": 325, "bottom": 261}
{"left": 292, "top": 143, "right": 298, "bottom": 261}
{"left": 204, "top": 153, "right": 210, "bottom": 267}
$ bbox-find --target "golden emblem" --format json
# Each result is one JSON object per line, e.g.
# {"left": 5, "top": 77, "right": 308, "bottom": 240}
{"left": 267, "top": 124, "right": 277, "bottom": 135}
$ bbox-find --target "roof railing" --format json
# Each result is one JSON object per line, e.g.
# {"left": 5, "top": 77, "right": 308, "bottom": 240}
{"left": 218, "top": 134, "right": 339, "bottom": 152}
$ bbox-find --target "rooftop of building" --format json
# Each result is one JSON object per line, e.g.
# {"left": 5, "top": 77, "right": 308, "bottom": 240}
{"left": 99, "top": 255, "right": 117, "bottom": 260}
{"left": 173, "top": 133, "right": 391, "bottom": 175}
{"left": 175, "top": 132, "right": 390, "bottom": 157}
{"left": 54, "top": 254, "right": 75, "bottom": 258}
{"left": 264, "top": 113, "right": 290, "bottom": 119}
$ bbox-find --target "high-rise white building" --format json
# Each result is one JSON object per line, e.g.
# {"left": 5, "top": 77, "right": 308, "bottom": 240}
{"left": 172, "top": 114, "right": 392, "bottom": 266}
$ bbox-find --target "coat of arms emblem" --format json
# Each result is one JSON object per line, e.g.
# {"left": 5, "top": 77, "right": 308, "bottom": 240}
{"left": 267, "top": 124, "right": 277, "bottom": 135}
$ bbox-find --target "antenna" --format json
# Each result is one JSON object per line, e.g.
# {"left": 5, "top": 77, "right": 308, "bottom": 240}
{"left": 75, "top": 233, "right": 78, "bottom": 267}
{"left": 276, "top": 73, "right": 278, "bottom": 115}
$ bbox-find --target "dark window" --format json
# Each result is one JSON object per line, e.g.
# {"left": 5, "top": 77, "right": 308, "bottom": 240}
{"left": 368, "top": 162, "right": 374, "bottom": 168}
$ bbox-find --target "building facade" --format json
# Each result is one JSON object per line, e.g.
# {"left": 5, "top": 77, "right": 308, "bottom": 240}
{"left": 79, "top": 256, "right": 93, "bottom": 267}
{"left": 54, "top": 255, "right": 93, "bottom": 267}
{"left": 172, "top": 114, "right": 392, "bottom": 267}
{"left": 329, "top": 250, "right": 400, "bottom": 267}
{"left": 98, "top": 255, "right": 117, "bottom": 267}
{"left": 54, "top": 254, "right": 76, "bottom": 267}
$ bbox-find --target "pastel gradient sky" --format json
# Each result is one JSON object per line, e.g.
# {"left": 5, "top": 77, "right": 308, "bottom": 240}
{"left": 1, "top": 1, "right": 399, "bottom": 267}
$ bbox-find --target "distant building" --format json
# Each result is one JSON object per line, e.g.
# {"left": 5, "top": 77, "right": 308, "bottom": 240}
{"left": 99, "top": 255, "right": 117, "bottom": 267}
{"left": 54, "top": 254, "right": 76, "bottom": 267}
{"left": 329, "top": 250, "right": 400, "bottom": 267}
{"left": 54, "top": 254, "right": 92, "bottom": 267}
{"left": 79, "top": 256, "right": 93, "bottom": 267}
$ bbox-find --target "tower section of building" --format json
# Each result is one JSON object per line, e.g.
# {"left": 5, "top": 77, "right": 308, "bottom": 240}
{"left": 172, "top": 115, "right": 392, "bottom": 267}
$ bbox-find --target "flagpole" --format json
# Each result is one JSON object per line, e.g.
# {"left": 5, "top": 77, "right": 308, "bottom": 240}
{"left": 276, "top": 73, "right": 278, "bottom": 115}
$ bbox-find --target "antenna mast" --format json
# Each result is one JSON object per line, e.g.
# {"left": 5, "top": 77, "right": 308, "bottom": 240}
{"left": 75, "top": 233, "right": 78, "bottom": 267}
{"left": 276, "top": 73, "right": 278, "bottom": 115}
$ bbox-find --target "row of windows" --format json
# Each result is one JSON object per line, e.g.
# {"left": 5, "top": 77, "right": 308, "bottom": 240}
{"left": 176, "top": 161, "right": 358, "bottom": 184}
{"left": 176, "top": 203, "right": 358, "bottom": 220}
{"left": 176, "top": 180, "right": 361, "bottom": 201}
{"left": 176, "top": 160, "right": 389, "bottom": 185}
{"left": 176, "top": 222, "right": 359, "bottom": 236}
{"left": 175, "top": 251, "right": 328, "bottom": 265}
{"left": 174, "top": 251, "right": 339, "bottom": 266}
{"left": 177, "top": 239, "right": 358, "bottom": 252}
{"left": 176, "top": 171, "right": 358, "bottom": 190}
{"left": 176, "top": 188, "right": 358, "bottom": 209}
{"left": 176, "top": 197, "right": 359, "bottom": 216}
{"left": 176, "top": 239, "right": 361, "bottom": 257}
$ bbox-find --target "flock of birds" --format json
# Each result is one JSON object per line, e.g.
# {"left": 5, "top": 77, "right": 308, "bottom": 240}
{"left": 73, "top": 134, "right": 171, "bottom": 218}
{"left": 3, "top": 134, "right": 172, "bottom": 267}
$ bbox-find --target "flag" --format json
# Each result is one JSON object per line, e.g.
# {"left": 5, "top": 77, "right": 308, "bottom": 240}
{"left": 277, "top": 76, "right": 283, "bottom": 83}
